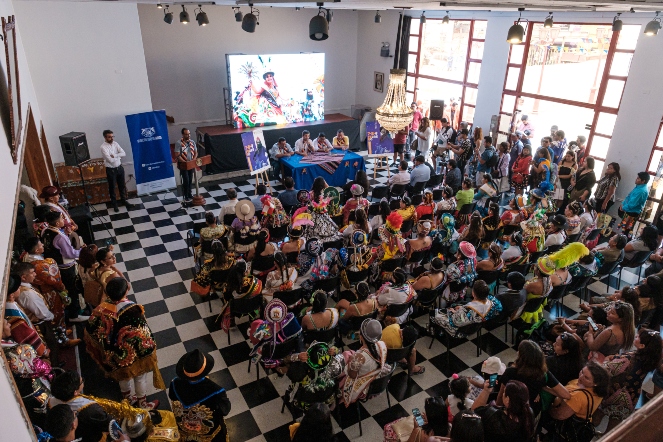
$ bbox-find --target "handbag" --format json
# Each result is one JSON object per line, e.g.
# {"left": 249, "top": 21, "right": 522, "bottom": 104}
{"left": 411, "top": 138, "right": 419, "bottom": 152}
{"left": 553, "top": 389, "right": 596, "bottom": 442}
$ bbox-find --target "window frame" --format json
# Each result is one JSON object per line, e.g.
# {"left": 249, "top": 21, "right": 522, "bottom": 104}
{"left": 407, "top": 18, "right": 486, "bottom": 125}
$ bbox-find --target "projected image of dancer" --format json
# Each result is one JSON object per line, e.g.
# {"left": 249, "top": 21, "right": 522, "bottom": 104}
{"left": 249, "top": 71, "right": 287, "bottom": 126}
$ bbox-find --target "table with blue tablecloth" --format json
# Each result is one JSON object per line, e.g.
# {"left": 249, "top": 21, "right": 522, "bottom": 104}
{"left": 280, "top": 149, "right": 366, "bottom": 189}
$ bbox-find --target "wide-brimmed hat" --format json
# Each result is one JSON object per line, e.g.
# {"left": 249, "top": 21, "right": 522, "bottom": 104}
{"left": 39, "top": 185, "right": 61, "bottom": 199}
{"left": 121, "top": 412, "right": 148, "bottom": 439}
{"left": 530, "top": 188, "right": 546, "bottom": 200}
{"left": 550, "top": 214, "right": 569, "bottom": 229}
{"left": 350, "top": 184, "right": 364, "bottom": 197}
{"left": 481, "top": 356, "right": 506, "bottom": 375}
{"left": 297, "top": 190, "right": 311, "bottom": 205}
{"left": 176, "top": 349, "right": 214, "bottom": 381}
{"left": 323, "top": 187, "right": 340, "bottom": 204}
{"left": 537, "top": 256, "right": 556, "bottom": 276}
{"left": 305, "top": 238, "right": 323, "bottom": 256}
{"left": 235, "top": 200, "right": 256, "bottom": 221}
{"left": 265, "top": 299, "right": 288, "bottom": 324}
{"left": 458, "top": 241, "right": 476, "bottom": 259}
{"left": 360, "top": 319, "right": 382, "bottom": 343}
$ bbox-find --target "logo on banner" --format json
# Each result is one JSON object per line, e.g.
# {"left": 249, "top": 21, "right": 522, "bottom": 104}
{"left": 141, "top": 127, "right": 156, "bottom": 138}
{"left": 137, "top": 127, "right": 163, "bottom": 143}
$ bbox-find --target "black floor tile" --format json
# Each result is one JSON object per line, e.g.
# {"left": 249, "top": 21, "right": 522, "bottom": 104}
{"left": 130, "top": 215, "right": 153, "bottom": 225}
{"left": 169, "top": 248, "right": 190, "bottom": 260}
{"left": 114, "top": 225, "right": 136, "bottom": 235}
{"left": 371, "top": 402, "right": 409, "bottom": 429}
{"left": 183, "top": 335, "right": 217, "bottom": 354}
{"left": 131, "top": 277, "right": 159, "bottom": 293}
{"left": 151, "top": 261, "right": 178, "bottom": 276}
{"left": 143, "top": 300, "right": 170, "bottom": 317}
{"left": 263, "top": 423, "right": 292, "bottom": 442}
{"left": 119, "top": 240, "right": 142, "bottom": 251}
{"left": 125, "top": 257, "right": 150, "bottom": 271}
{"left": 160, "top": 282, "right": 188, "bottom": 298}
{"left": 239, "top": 378, "right": 280, "bottom": 408}
{"left": 144, "top": 244, "right": 168, "bottom": 256}
{"left": 160, "top": 232, "right": 183, "bottom": 243}
{"left": 387, "top": 371, "right": 424, "bottom": 401}
{"left": 219, "top": 341, "right": 252, "bottom": 366}
{"left": 153, "top": 328, "right": 182, "bottom": 348}
{"left": 147, "top": 206, "right": 167, "bottom": 214}
{"left": 170, "top": 306, "right": 202, "bottom": 326}
{"left": 226, "top": 410, "right": 262, "bottom": 441}
{"left": 207, "top": 368, "right": 237, "bottom": 391}
{"left": 137, "top": 228, "right": 160, "bottom": 239}
{"left": 153, "top": 218, "right": 175, "bottom": 228}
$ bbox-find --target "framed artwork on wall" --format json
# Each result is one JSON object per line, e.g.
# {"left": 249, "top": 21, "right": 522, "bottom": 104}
{"left": 1, "top": 15, "right": 21, "bottom": 164}
{"left": 374, "top": 71, "right": 384, "bottom": 93}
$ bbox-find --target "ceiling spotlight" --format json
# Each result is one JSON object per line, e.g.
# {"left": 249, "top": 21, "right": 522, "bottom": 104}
{"left": 326, "top": 9, "right": 333, "bottom": 24}
{"left": 180, "top": 5, "right": 189, "bottom": 24}
{"left": 163, "top": 6, "right": 173, "bottom": 24}
{"left": 645, "top": 11, "right": 661, "bottom": 36}
{"left": 544, "top": 12, "right": 553, "bottom": 28}
{"left": 612, "top": 13, "right": 622, "bottom": 32}
{"left": 420, "top": 11, "right": 426, "bottom": 24}
{"left": 195, "top": 5, "right": 209, "bottom": 26}
{"left": 157, "top": 3, "right": 163, "bottom": 9}
{"left": 375, "top": 11, "right": 381, "bottom": 23}
{"left": 442, "top": 11, "right": 449, "bottom": 24}
{"left": 242, "top": 5, "right": 259, "bottom": 32}
{"left": 507, "top": 8, "right": 527, "bottom": 44}
{"left": 310, "top": 7, "right": 329, "bottom": 40}
{"left": 233, "top": 7, "right": 243, "bottom": 22}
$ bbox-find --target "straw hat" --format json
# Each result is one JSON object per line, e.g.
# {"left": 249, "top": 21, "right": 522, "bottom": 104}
{"left": 235, "top": 200, "right": 255, "bottom": 221}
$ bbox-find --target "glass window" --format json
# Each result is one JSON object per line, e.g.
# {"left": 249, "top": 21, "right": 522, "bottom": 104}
{"left": 610, "top": 52, "right": 633, "bottom": 77}
{"left": 589, "top": 135, "right": 611, "bottom": 159}
{"left": 510, "top": 44, "right": 526, "bottom": 64}
{"left": 657, "top": 130, "right": 663, "bottom": 148}
{"left": 592, "top": 158, "right": 605, "bottom": 174}
{"left": 499, "top": 114, "right": 512, "bottom": 133}
{"left": 501, "top": 94, "right": 516, "bottom": 113}
{"left": 616, "top": 25, "right": 641, "bottom": 50}
{"left": 409, "top": 36, "right": 420, "bottom": 53}
{"left": 473, "top": 20, "right": 487, "bottom": 39}
{"left": 521, "top": 24, "right": 611, "bottom": 104}
{"left": 465, "top": 87, "right": 478, "bottom": 106}
{"left": 470, "top": 41, "right": 484, "bottom": 60}
{"left": 649, "top": 150, "right": 663, "bottom": 174}
{"left": 463, "top": 105, "right": 475, "bottom": 124}
{"left": 466, "top": 62, "right": 481, "bottom": 84}
{"left": 406, "top": 75, "right": 415, "bottom": 92}
{"left": 595, "top": 112, "right": 617, "bottom": 135}
{"left": 602, "top": 79, "right": 625, "bottom": 109}
{"left": 515, "top": 96, "right": 593, "bottom": 144}
{"left": 410, "top": 19, "right": 420, "bottom": 33}
{"left": 406, "top": 92, "right": 414, "bottom": 104}
{"left": 415, "top": 78, "right": 463, "bottom": 116}
{"left": 419, "top": 20, "right": 471, "bottom": 81}
{"left": 407, "top": 54, "right": 417, "bottom": 73}
{"left": 505, "top": 67, "right": 520, "bottom": 91}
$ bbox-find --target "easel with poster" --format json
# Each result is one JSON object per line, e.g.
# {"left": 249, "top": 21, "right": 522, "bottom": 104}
{"left": 366, "top": 121, "right": 394, "bottom": 180}
{"left": 241, "top": 128, "right": 272, "bottom": 194}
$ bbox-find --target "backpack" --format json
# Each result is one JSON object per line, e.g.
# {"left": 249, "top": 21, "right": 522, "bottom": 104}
{"left": 449, "top": 128, "right": 457, "bottom": 145}
{"left": 485, "top": 147, "right": 499, "bottom": 169}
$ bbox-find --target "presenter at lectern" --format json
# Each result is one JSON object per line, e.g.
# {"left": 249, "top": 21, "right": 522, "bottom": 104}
{"left": 295, "top": 130, "right": 316, "bottom": 156}
{"left": 175, "top": 128, "right": 197, "bottom": 202}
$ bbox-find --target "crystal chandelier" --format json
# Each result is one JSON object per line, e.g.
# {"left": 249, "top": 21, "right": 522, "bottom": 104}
{"left": 376, "top": 69, "right": 413, "bottom": 133}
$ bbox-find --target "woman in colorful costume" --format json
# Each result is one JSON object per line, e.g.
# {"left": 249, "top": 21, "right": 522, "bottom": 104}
{"left": 169, "top": 349, "right": 231, "bottom": 442}
{"left": 520, "top": 209, "right": 547, "bottom": 253}
{"left": 342, "top": 184, "right": 369, "bottom": 226}
{"left": 191, "top": 240, "right": 237, "bottom": 299}
{"left": 441, "top": 241, "right": 478, "bottom": 306}
{"left": 218, "top": 261, "right": 263, "bottom": 332}
{"left": 231, "top": 200, "right": 261, "bottom": 254}
{"left": 85, "top": 277, "right": 164, "bottom": 410}
{"left": 260, "top": 194, "right": 290, "bottom": 229}
{"left": 304, "top": 197, "right": 342, "bottom": 244}
{"left": 5, "top": 275, "right": 50, "bottom": 358}
{"left": 339, "top": 319, "right": 391, "bottom": 406}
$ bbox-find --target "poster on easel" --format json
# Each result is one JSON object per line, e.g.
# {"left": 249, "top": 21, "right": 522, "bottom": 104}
{"left": 242, "top": 129, "right": 270, "bottom": 175}
{"left": 366, "top": 121, "right": 395, "bottom": 158}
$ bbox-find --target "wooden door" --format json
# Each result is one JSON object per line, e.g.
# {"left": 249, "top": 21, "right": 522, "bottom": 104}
{"left": 23, "top": 105, "right": 54, "bottom": 191}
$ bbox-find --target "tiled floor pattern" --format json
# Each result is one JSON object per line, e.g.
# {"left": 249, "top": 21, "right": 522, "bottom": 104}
{"left": 77, "top": 155, "right": 647, "bottom": 442}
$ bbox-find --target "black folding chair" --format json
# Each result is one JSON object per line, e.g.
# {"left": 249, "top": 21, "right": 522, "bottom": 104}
{"left": 416, "top": 288, "right": 440, "bottom": 312}
{"left": 371, "top": 186, "right": 389, "bottom": 202}
{"left": 425, "top": 174, "right": 444, "bottom": 190}
{"left": 389, "top": 199, "right": 402, "bottom": 211}
{"left": 312, "top": 276, "right": 339, "bottom": 296}
{"left": 400, "top": 219, "right": 414, "bottom": 237}
{"left": 346, "top": 268, "right": 370, "bottom": 286}
{"left": 390, "top": 183, "right": 407, "bottom": 200}
{"left": 223, "top": 214, "right": 237, "bottom": 227}
{"left": 432, "top": 188, "right": 444, "bottom": 201}
{"left": 273, "top": 287, "right": 304, "bottom": 309}
{"left": 547, "top": 284, "right": 569, "bottom": 317}
{"left": 381, "top": 257, "right": 405, "bottom": 273}
{"left": 384, "top": 301, "right": 413, "bottom": 323}
{"left": 252, "top": 336, "right": 299, "bottom": 381}
{"left": 584, "top": 229, "right": 601, "bottom": 244}
{"left": 367, "top": 203, "right": 381, "bottom": 217}
{"left": 226, "top": 295, "right": 264, "bottom": 345}
{"left": 406, "top": 249, "right": 429, "bottom": 269}
{"left": 618, "top": 250, "right": 653, "bottom": 286}
{"left": 303, "top": 326, "right": 339, "bottom": 346}
{"left": 355, "top": 366, "right": 395, "bottom": 436}
{"left": 594, "top": 250, "right": 624, "bottom": 287}
{"left": 268, "top": 224, "right": 289, "bottom": 243}
{"left": 457, "top": 202, "right": 477, "bottom": 217}
{"left": 386, "top": 341, "right": 416, "bottom": 377}
{"left": 566, "top": 274, "right": 594, "bottom": 302}
{"left": 410, "top": 181, "right": 427, "bottom": 196}
{"left": 187, "top": 221, "right": 207, "bottom": 257}
{"left": 565, "top": 232, "right": 582, "bottom": 244}
{"left": 411, "top": 194, "right": 423, "bottom": 206}
{"left": 476, "top": 270, "right": 501, "bottom": 296}
{"left": 508, "top": 296, "right": 546, "bottom": 343}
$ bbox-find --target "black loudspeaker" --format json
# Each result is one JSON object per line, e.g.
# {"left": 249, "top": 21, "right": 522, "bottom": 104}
{"left": 429, "top": 99, "right": 445, "bottom": 121}
{"left": 60, "top": 132, "right": 90, "bottom": 166}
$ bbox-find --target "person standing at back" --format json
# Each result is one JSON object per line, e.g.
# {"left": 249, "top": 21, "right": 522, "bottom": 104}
{"left": 175, "top": 127, "right": 198, "bottom": 203}
{"left": 100, "top": 130, "right": 134, "bottom": 212}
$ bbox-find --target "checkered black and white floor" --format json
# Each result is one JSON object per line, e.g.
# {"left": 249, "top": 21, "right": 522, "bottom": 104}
{"left": 80, "top": 155, "right": 647, "bottom": 442}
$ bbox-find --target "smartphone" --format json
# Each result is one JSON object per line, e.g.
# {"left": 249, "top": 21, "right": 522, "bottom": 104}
{"left": 489, "top": 374, "right": 498, "bottom": 388}
{"left": 412, "top": 408, "right": 425, "bottom": 427}
{"left": 588, "top": 317, "right": 599, "bottom": 331}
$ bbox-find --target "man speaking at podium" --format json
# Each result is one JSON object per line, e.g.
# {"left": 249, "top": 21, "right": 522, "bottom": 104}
{"left": 175, "top": 128, "right": 197, "bottom": 202}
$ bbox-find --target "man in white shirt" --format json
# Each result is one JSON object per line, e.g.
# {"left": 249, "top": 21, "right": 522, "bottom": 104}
{"left": 175, "top": 127, "right": 198, "bottom": 202}
{"left": 269, "top": 137, "right": 293, "bottom": 180}
{"left": 220, "top": 188, "right": 239, "bottom": 220}
{"left": 294, "top": 130, "right": 316, "bottom": 155}
{"left": 387, "top": 160, "right": 411, "bottom": 190}
{"left": 313, "top": 133, "right": 333, "bottom": 153}
{"left": 101, "top": 130, "right": 134, "bottom": 212}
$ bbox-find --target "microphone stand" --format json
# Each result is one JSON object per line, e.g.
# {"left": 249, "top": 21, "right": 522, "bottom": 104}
{"left": 77, "top": 160, "right": 116, "bottom": 246}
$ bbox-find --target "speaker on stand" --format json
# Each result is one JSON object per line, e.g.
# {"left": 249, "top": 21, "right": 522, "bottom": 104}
{"left": 429, "top": 100, "right": 445, "bottom": 121}
{"left": 59, "top": 131, "right": 115, "bottom": 245}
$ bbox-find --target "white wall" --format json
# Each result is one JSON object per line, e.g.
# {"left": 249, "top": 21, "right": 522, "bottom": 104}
{"left": 137, "top": 4, "right": 358, "bottom": 142}
{"left": 14, "top": 1, "right": 154, "bottom": 191}
{"left": 0, "top": 0, "right": 45, "bottom": 438}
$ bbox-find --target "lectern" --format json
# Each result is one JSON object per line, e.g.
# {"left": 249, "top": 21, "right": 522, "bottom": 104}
{"left": 177, "top": 155, "right": 211, "bottom": 206}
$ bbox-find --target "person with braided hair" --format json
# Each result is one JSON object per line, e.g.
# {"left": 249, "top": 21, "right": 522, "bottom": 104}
{"left": 264, "top": 251, "right": 299, "bottom": 297}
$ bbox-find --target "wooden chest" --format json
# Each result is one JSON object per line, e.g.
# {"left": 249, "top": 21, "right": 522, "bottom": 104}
{"left": 59, "top": 179, "right": 118, "bottom": 207}
{"left": 55, "top": 159, "right": 107, "bottom": 185}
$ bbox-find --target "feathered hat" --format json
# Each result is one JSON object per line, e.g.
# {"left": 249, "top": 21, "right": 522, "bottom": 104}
{"left": 311, "top": 197, "right": 330, "bottom": 214}
{"left": 291, "top": 206, "right": 314, "bottom": 228}
{"left": 385, "top": 212, "right": 403, "bottom": 234}
{"left": 537, "top": 242, "right": 590, "bottom": 275}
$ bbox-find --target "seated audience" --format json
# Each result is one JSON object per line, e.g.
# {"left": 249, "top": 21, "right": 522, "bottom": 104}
{"left": 548, "top": 361, "right": 610, "bottom": 425}
{"left": 290, "top": 402, "right": 333, "bottom": 442}
{"left": 199, "top": 211, "right": 230, "bottom": 261}
{"left": 473, "top": 380, "right": 535, "bottom": 442}
{"left": 382, "top": 323, "right": 424, "bottom": 375}
{"left": 436, "top": 185, "right": 457, "bottom": 214}
{"left": 547, "top": 332, "right": 584, "bottom": 387}
{"left": 433, "top": 280, "right": 501, "bottom": 336}
{"left": 302, "top": 290, "right": 339, "bottom": 332}
{"left": 623, "top": 225, "right": 659, "bottom": 261}
{"left": 411, "top": 257, "right": 446, "bottom": 292}
{"left": 278, "top": 177, "right": 299, "bottom": 208}
{"left": 455, "top": 178, "right": 475, "bottom": 210}
{"left": 593, "top": 233, "right": 627, "bottom": 264}
{"left": 584, "top": 301, "right": 635, "bottom": 363}
{"left": 544, "top": 214, "right": 568, "bottom": 247}
{"left": 416, "top": 190, "right": 436, "bottom": 220}
{"left": 376, "top": 268, "right": 416, "bottom": 324}
{"left": 444, "top": 159, "right": 462, "bottom": 195}
{"left": 496, "top": 271, "right": 526, "bottom": 319}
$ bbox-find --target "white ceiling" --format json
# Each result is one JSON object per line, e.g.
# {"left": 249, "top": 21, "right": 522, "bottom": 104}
{"left": 15, "top": 0, "right": 663, "bottom": 12}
